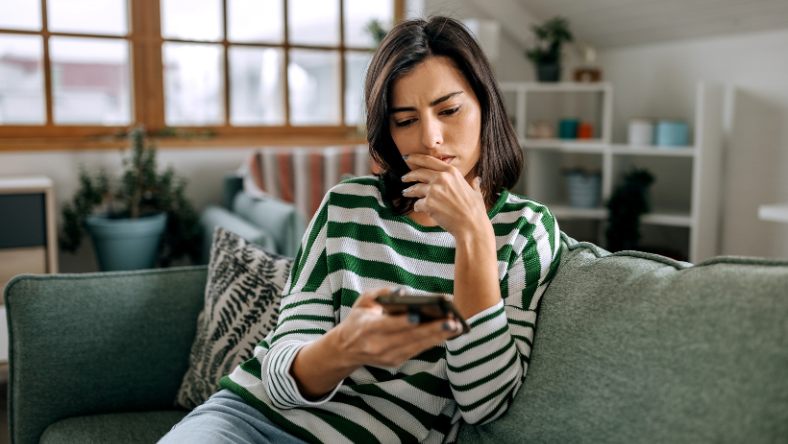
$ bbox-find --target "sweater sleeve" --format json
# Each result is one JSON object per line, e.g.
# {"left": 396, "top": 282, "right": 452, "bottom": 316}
{"left": 444, "top": 205, "right": 561, "bottom": 425}
{"left": 258, "top": 198, "right": 342, "bottom": 409}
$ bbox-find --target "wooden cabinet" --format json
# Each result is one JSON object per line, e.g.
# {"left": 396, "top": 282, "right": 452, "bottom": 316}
{"left": 0, "top": 177, "right": 57, "bottom": 364}
{"left": 0, "top": 177, "right": 58, "bottom": 296}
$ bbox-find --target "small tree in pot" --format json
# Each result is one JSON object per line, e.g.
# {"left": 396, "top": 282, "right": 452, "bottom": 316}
{"left": 60, "top": 126, "right": 201, "bottom": 270}
{"left": 525, "top": 16, "right": 574, "bottom": 82}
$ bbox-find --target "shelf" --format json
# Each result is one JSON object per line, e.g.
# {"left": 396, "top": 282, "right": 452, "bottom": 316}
{"left": 548, "top": 204, "right": 692, "bottom": 227}
{"left": 611, "top": 144, "right": 696, "bottom": 157}
{"left": 520, "top": 139, "right": 608, "bottom": 153}
{"left": 500, "top": 82, "right": 611, "bottom": 93}
{"left": 641, "top": 210, "right": 692, "bottom": 227}
{"left": 758, "top": 204, "right": 788, "bottom": 223}
{"left": 549, "top": 205, "right": 607, "bottom": 220}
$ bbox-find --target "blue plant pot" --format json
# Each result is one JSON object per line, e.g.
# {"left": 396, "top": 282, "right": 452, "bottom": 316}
{"left": 85, "top": 212, "right": 168, "bottom": 271}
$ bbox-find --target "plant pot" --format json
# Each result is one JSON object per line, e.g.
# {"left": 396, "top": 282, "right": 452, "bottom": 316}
{"left": 565, "top": 172, "right": 601, "bottom": 208}
{"left": 85, "top": 212, "right": 168, "bottom": 271}
{"left": 536, "top": 63, "right": 561, "bottom": 82}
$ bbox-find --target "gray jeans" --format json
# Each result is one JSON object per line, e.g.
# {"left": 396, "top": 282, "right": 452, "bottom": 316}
{"left": 158, "top": 389, "right": 311, "bottom": 444}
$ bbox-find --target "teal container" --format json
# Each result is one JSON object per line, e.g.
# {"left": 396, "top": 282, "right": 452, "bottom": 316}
{"left": 559, "top": 119, "right": 579, "bottom": 139}
{"left": 85, "top": 212, "right": 168, "bottom": 271}
{"left": 656, "top": 120, "right": 689, "bottom": 147}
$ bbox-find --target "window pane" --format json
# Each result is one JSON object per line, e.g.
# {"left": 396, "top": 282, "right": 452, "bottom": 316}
{"left": 0, "top": 0, "right": 41, "bottom": 31}
{"left": 49, "top": 37, "right": 130, "bottom": 125}
{"left": 288, "top": 49, "right": 339, "bottom": 125}
{"left": 228, "top": 0, "right": 283, "bottom": 43}
{"left": 161, "top": 0, "right": 222, "bottom": 41}
{"left": 0, "top": 35, "right": 45, "bottom": 124}
{"left": 163, "top": 42, "right": 224, "bottom": 125}
{"left": 344, "top": 0, "right": 392, "bottom": 48}
{"left": 47, "top": 0, "right": 128, "bottom": 36}
{"left": 288, "top": 0, "right": 339, "bottom": 46}
{"left": 229, "top": 46, "right": 284, "bottom": 126}
{"left": 345, "top": 51, "right": 371, "bottom": 125}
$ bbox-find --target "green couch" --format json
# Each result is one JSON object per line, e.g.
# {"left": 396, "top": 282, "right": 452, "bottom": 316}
{"left": 5, "top": 234, "right": 788, "bottom": 444}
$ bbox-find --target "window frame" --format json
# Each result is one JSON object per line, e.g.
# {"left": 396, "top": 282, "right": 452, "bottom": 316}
{"left": 0, "top": 0, "right": 403, "bottom": 149}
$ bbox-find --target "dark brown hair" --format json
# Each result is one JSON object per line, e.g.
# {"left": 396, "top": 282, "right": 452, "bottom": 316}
{"left": 365, "top": 16, "right": 523, "bottom": 215}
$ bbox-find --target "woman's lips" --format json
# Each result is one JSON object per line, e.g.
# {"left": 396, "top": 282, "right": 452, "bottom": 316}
{"left": 438, "top": 156, "right": 455, "bottom": 164}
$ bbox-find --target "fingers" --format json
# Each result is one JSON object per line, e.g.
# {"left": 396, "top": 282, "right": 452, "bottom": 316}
{"left": 402, "top": 168, "right": 440, "bottom": 185}
{"left": 379, "top": 319, "right": 464, "bottom": 365}
{"left": 403, "top": 153, "right": 452, "bottom": 172}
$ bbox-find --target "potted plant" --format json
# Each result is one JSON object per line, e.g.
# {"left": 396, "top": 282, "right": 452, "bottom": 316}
{"left": 59, "top": 126, "right": 201, "bottom": 271}
{"left": 525, "top": 16, "right": 574, "bottom": 82}
{"left": 605, "top": 167, "right": 655, "bottom": 252}
{"left": 365, "top": 18, "right": 390, "bottom": 49}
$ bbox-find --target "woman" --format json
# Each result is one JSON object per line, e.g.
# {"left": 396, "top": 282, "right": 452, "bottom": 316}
{"left": 160, "top": 15, "right": 561, "bottom": 444}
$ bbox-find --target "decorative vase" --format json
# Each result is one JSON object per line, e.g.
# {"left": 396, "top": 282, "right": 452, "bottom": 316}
{"left": 85, "top": 212, "right": 168, "bottom": 271}
{"left": 536, "top": 63, "right": 561, "bottom": 82}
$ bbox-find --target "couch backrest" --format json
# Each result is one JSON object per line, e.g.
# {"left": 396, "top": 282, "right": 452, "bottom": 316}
{"left": 460, "top": 233, "right": 788, "bottom": 443}
{"left": 4, "top": 266, "right": 208, "bottom": 444}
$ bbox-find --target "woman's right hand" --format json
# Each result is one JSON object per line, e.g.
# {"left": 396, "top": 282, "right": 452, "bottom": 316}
{"left": 330, "top": 287, "right": 463, "bottom": 369}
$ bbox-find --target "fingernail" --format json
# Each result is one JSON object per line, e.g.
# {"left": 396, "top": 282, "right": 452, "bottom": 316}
{"left": 477, "top": 177, "right": 481, "bottom": 185}
{"left": 409, "top": 313, "right": 420, "bottom": 324}
{"left": 401, "top": 175, "right": 407, "bottom": 182}
{"left": 391, "top": 287, "right": 404, "bottom": 296}
{"left": 402, "top": 155, "right": 409, "bottom": 160}
{"left": 402, "top": 187, "right": 409, "bottom": 195}
{"left": 442, "top": 322, "right": 452, "bottom": 331}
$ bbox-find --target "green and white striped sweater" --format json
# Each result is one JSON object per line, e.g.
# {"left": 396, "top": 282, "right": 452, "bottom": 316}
{"left": 220, "top": 175, "right": 562, "bottom": 444}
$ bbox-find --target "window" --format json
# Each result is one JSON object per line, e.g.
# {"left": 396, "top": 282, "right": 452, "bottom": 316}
{"left": 0, "top": 0, "right": 401, "bottom": 147}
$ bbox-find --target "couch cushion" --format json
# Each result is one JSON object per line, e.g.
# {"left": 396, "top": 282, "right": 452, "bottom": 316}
{"left": 176, "top": 227, "right": 293, "bottom": 410}
{"left": 40, "top": 410, "right": 188, "bottom": 444}
{"left": 460, "top": 233, "right": 788, "bottom": 443}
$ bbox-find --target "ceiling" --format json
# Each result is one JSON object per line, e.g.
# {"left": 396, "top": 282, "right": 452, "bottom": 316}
{"left": 511, "top": 0, "right": 788, "bottom": 48}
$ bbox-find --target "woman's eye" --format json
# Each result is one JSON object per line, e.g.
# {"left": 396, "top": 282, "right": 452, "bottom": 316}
{"left": 396, "top": 119, "right": 415, "bottom": 127}
{"left": 440, "top": 107, "right": 460, "bottom": 116}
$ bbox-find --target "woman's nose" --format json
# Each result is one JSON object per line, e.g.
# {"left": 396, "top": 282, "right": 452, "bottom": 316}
{"left": 420, "top": 115, "right": 443, "bottom": 149}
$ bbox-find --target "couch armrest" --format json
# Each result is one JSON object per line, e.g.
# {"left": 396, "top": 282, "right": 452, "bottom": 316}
{"left": 222, "top": 174, "right": 244, "bottom": 210}
{"left": 4, "top": 266, "right": 208, "bottom": 444}
{"left": 232, "top": 191, "right": 305, "bottom": 258}
{"left": 199, "top": 205, "right": 279, "bottom": 263}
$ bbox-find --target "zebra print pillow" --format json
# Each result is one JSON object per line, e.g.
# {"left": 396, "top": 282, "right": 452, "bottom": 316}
{"left": 175, "top": 227, "right": 294, "bottom": 410}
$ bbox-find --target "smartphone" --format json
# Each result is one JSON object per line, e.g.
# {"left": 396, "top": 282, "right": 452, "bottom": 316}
{"left": 376, "top": 293, "right": 471, "bottom": 334}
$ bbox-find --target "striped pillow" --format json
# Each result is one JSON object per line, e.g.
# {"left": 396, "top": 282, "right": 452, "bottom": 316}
{"left": 175, "top": 227, "right": 293, "bottom": 409}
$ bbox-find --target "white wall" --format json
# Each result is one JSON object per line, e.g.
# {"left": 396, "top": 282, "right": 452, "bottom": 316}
{"left": 0, "top": 146, "right": 254, "bottom": 272}
{"left": 423, "top": 0, "right": 537, "bottom": 82}
{"left": 598, "top": 28, "right": 788, "bottom": 258}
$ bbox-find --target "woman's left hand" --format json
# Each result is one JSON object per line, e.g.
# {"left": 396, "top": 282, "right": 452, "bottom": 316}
{"left": 401, "top": 153, "right": 488, "bottom": 237}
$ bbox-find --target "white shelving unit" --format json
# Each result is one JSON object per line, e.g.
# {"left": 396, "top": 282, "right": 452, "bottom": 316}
{"left": 500, "top": 81, "right": 724, "bottom": 264}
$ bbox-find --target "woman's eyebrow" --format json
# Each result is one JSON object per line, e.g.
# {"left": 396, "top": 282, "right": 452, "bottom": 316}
{"left": 389, "top": 91, "right": 464, "bottom": 114}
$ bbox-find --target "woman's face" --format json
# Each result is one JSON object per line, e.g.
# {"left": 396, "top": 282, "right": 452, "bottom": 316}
{"left": 389, "top": 56, "right": 482, "bottom": 182}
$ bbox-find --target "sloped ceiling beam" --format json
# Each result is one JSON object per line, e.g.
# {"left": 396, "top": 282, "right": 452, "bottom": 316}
{"left": 464, "top": 0, "right": 543, "bottom": 48}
